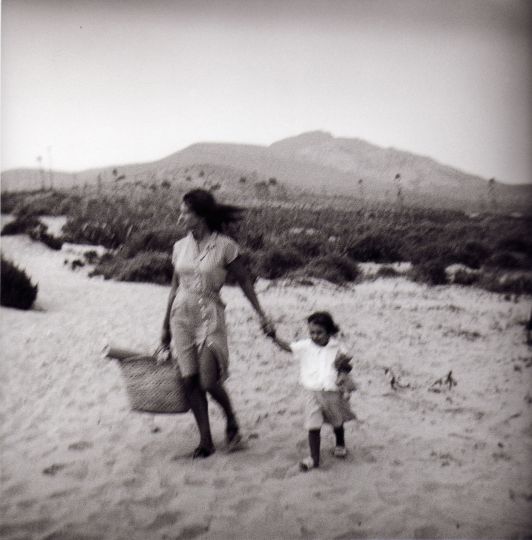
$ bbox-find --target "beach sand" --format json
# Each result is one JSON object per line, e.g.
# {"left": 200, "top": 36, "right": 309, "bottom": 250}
{"left": 1, "top": 231, "right": 531, "bottom": 539}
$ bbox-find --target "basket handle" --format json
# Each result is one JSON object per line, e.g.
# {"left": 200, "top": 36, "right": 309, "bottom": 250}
{"left": 154, "top": 344, "right": 172, "bottom": 365}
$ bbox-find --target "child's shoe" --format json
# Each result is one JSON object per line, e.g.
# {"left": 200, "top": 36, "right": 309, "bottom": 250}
{"left": 299, "top": 457, "right": 317, "bottom": 472}
{"left": 333, "top": 446, "right": 347, "bottom": 458}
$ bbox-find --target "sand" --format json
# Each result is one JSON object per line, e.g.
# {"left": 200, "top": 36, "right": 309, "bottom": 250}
{"left": 1, "top": 228, "right": 531, "bottom": 540}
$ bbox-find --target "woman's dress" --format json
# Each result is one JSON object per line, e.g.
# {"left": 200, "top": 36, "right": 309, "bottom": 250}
{"left": 170, "top": 232, "right": 239, "bottom": 381}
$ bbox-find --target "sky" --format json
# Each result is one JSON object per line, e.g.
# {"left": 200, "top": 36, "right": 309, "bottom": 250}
{"left": 1, "top": 0, "right": 531, "bottom": 184}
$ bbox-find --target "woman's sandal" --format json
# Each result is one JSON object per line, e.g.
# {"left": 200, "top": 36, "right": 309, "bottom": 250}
{"left": 192, "top": 445, "right": 215, "bottom": 459}
{"left": 299, "top": 457, "right": 317, "bottom": 472}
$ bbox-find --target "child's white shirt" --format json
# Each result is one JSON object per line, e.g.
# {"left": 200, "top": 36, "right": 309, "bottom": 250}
{"left": 290, "top": 338, "right": 345, "bottom": 391}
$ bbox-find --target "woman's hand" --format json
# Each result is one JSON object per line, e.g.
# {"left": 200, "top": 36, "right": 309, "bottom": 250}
{"left": 260, "top": 315, "right": 276, "bottom": 338}
{"left": 154, "top": 343, "right": 171, "bottom": 365}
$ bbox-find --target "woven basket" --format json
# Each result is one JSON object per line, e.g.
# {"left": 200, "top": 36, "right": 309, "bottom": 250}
{"left": 104, "top": 345, "right": 190, "bottom": 414}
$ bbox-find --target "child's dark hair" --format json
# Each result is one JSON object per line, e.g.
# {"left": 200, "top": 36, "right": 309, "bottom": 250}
{"left": 307, "top": 311, "right": 340, "bottom": 336}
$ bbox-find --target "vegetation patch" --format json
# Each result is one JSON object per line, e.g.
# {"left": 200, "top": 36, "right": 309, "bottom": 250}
{"left": 90, "top": 251, "right": 173, "bottom": 284}
{"left": 2, "top": 187, "right": 531, "bottom": 293}
{"left": 1, "top": 256, "right": 38, "bottom": 310}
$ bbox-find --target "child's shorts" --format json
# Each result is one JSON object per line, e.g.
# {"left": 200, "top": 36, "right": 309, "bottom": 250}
{"left": 304, "top": 389, "right": 355, "bottom": 430}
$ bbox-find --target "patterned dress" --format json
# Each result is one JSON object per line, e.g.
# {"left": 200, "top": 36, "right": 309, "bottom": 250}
{"left": 170, "top": 232, "right": 239, "bottom": 381}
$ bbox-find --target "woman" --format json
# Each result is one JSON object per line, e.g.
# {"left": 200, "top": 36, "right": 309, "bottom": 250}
{"left": 161, "top": 189, "right": 274, "bottom": 458}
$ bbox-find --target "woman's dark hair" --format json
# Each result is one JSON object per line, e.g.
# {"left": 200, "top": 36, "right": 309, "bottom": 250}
{"left": 307, "top": 311, "right": 340, "bottom": 335}
{"left": 183, "top": 189, "right": 244, "bottom": 232}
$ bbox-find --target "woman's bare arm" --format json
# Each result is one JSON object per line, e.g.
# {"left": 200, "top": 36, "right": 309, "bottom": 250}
{"left": 227, "top": 255, "right": 273, "bottom": 333}
{"left": 269, "top": 334, "right": 292, "bottom": 353}
{"left": 161, "top": 271, "right": 179, "bottom": 346}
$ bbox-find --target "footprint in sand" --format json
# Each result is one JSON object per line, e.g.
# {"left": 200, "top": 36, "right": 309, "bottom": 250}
{"left": 176, "top": 524, "right": 209, "bottom": 539}
{"left": 230, "top": 496, "right": 263, "bottom": 513}
{"left": 414, "top": 525, "right": 440, "bottom": 538}
{"left": 68, "top": 441, "right": 93, "bottom": 451}
{"left": 145, "top": 510, "right": 184, "bottom": 531}
{"left": 333, "top": 529, "right": 371, "bottom": 539}
{"left": 0, "top": 518, "right": 53, "bottom": 538}
{"left": 42, "top": 464, "right": 67, "bottom": 476}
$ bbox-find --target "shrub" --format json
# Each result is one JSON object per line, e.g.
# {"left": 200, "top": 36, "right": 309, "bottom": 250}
{"left": 302, "top": 255, "right": 360, "bottom": 284}
{"left": 409, "top": 242, "right": 457, "bottom": 266}
{"left": 1, "top": 256, "right": 38, "bottom": 309}
{"left": 27, "top": 224, "right": 63, "bottom": 250}
{"left": 375, "top": 265, "right": 400, "bottom": 279}
{"left": 1, "top": 215, "right": 42, "bottom": 236}
{"left": 238, "top": 231, "right": 264, "bottom": 251}
{"left": 285, "top": 235, "right": 324, "bottom": 258}
{"left": 1, "top": 191, "right": 33, "bottom": 214}
{"left": 13, "top": 190, "right": 70, "bottom": 217}
{"left": 453, "top": 240, "right": 490, "bottom": 269}
{"left": 410, "top": 260, "right": 448, "bottom": 285}
{"left": 91, "top": 252, "right": 173, "bottom": 284}
{"left": 479, "top": 272, "right": 532, "bottom": 295}
{"left": 63, "top": 218, "right": 131, "bottom": 249}
{"left": 496, "top": 235, "right": 532, "bottom": 256}
{"left": 451, "top": 268, "right": 479, "bottom": 286}
{"left": 122, "top": 227, "right": 182, "bottom": 258}
{"left": 84, "top": 250, "right": 100, "bottom": 264}
{"left": 347, "top": 234, "right": 402, "bottom": 263}
{"left": 486, "top": 251, "right": 523, "bottom": 270}
{"left": 225, "top": 249, "right": 258, "bottom": 285}
{"left": 255, "top": 247, "right": 304, "bottom": 279}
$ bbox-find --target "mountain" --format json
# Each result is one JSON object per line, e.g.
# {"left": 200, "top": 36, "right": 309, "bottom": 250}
{"left": 2, "top": 131, "right": 530, "bottom": 212}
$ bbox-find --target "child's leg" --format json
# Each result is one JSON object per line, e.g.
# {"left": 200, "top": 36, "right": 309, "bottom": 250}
{"left": 334, "top": 424, "right": 345, "bottom": 447}
{"left": 308, "top": 429, "right": 321, "bottom": 466}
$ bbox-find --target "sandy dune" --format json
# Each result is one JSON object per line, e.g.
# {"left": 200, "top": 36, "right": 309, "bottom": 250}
{"left": 1, "top": 232, "right": 531, "bottom": 539}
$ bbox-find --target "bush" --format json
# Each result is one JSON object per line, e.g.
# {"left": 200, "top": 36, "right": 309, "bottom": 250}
{"left": 122, "top": 227, "right": 182, "bottom": 258}
{"left": 453, "top": 240, "right": 490, "bottom": 269}
{"left": 410, "top": 260, "right": 448, "bottom": 285}
{"left": 1, "top": 256, "right": 38, "bottom": 309}
{"left": 479, "top": 271, "right": 532, "bottom": 295}
{"left": 375, "top": 265, "right": 400, "bottom": 279}
{"left": 91, "top": 252, "right": 173, "bottom": 284}
{"left": 238, "top": 231, "right": 264, "bottom": 251}
{"left": 63, "top": 218, "right": 131, "bottom": 249}
{"left": 302, "top": 255, "right": 360, "bottom": 284}
{"left": 347, "top": 234, "right": 402, "bottom": 263}
{"left": 28, "top": 225, "right": 63, "bottom": 250}
{"left": 486, "top": 251, "right": 523, "bottom": 270}
{"left": 409, "top": 242, "right": 457, "bottom": 266}
{"left": 1, "top": 191, "right": 33, "bottom": 214}
{"left": 451, "top": 268, "right": 479, "bottom": 286}
{"left": 13, "top": 190, "right": 70, "bottom": 217}
{"left": 225, "top": 249, "right": 258, "bottom": 285}
{"left": 255, "top": 247, "right": 304, "bottom": 279}
{"left": 1, "top": 215, "right": 42, "bottom": 236}
{"left": 496, "top": 234, "right": 532, "bottom": 257}
{"left": 285, "top": 235, "right": 325, "bottom": 258}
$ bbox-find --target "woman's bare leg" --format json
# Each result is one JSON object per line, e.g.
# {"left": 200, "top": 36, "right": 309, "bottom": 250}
{"left": 182, "top": 374, "right": 214, "bottom": 455}
{"left": 199, "top": 348, "right": 239, "bottom": 440}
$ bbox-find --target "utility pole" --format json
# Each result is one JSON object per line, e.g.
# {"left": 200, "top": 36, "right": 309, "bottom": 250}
{"left": 488, "top": 178, "right": 497, "bottom": 212}
{"left": 47, "top": 146, "right": 54, "bottom": 190}
{"left": 36, "top": 156, "right": 46, "bottom": 190}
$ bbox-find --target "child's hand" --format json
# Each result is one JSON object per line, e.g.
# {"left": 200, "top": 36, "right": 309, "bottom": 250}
{"left": 334, "top": 352, "right": 353, "bottom": 372}
{"left": 335, "top": 352, "right": 353, "bottom": 363}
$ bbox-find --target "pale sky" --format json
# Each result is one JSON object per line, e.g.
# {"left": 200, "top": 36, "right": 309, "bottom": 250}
{"left": 1, "top": 0, "right": 531, "bottom": 183}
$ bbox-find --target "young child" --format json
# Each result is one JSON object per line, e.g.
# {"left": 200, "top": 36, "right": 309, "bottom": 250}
{"left": 268, "top": 311, "right": 357, "bottom": 471}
